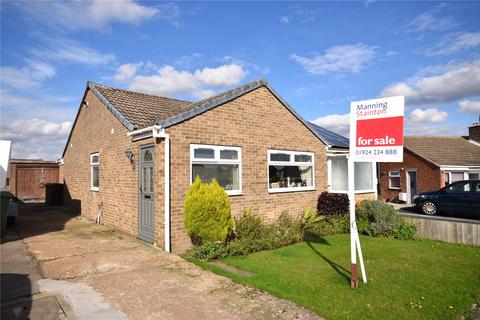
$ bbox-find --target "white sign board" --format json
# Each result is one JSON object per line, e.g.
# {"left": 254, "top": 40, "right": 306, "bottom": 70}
{"left": 349, "top": 96, "right": 404, "bottom": 162}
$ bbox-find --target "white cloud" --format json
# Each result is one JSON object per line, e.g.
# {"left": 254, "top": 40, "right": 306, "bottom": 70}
{"left": 194, "top": 64, "right": 247, "bottom": 87}
{"left": 32, "top": 38, "right": 116, "bottom": 66}
{"left": 459, "top": 100, "right": 480, "bottom": 113}
{"left": 15, "top": 0, "right": 163, "bottom": 31}
{"left": 0, "top": 60, "right": 56, "bottom": 90}
{"left": 291, "top": 43, "right": 376, "bottom": 75}
{"left": 280, "top": 16, "right": 290, "bottom": 24}
{"left": 127, "top": 64, "right": 247, "bottom": 99}
{"left": 129, "top": 65, "right": 198, "bottom": 97}
{"left": 404, "top": 4, "right": 458, "bottom": 33}
{"left": 409, "top": 108, "right": 448, "bottom": 123}
{"left": 310, "top": 113, "right": 350, "bottom": 137}
{"left": 113, "top": 63, "right": 143, "bottom": 82}
{"left": 194, "top": 89, "right": 217, "bottom": 100}
{"left": 427, "top": 32, "right": 480, "bottom": 56}
{"left": 86, "top": 0, "right": 159, "bottom": 26}
{"left": 279, "top": 5, "right": 320, "bottom": 25}
{"left": 404, "top": 122, "right": 460, "bottom": 136}
{"left": 1, "top": 90, "right": 76, "bottom": 122}
{"left": 381, "top": 59, "right": 480, "bottom": 105}
{"left": 173, "top": 53, "right": 203, "bottom": 68}
{"left": 0, "top": 89, "right": 77, "bottom": 159}
{"left": 0, "top": 118, "right": 72, "bottom": 160}
{"left": 386, "top": 51, "right": 398, "bottom": 57}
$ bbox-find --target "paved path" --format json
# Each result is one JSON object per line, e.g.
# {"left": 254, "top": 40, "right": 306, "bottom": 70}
{"left": 7, "top": 205, "right": 320, "bottom": 320}
{"left": 1, "top": 206, "right": 133, "bottom": 320}
{"left": 1, "top": 227, "right": 70, "bottom": 320}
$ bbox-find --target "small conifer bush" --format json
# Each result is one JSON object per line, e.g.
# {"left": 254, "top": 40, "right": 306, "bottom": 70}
{"left": 184, "top": 177, "right": 234, "bottom": 244}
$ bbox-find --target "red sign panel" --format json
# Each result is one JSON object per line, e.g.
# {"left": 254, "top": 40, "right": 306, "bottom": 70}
{"left": 356, "top": 116, "right": 403, "bottom": 147}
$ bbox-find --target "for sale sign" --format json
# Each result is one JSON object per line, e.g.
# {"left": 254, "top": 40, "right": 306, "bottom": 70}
{"left": 350, "top": 96, "right": 404, "bottom": 162}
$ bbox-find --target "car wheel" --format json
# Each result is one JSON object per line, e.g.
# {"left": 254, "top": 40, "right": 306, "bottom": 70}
{"left": 421, "top": 201, "right": 437, "bottom": 215}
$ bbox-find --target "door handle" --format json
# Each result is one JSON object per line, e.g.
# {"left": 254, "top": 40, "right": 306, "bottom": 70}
{"left": 144, "top": 195, "right": 151, "bottom": 199}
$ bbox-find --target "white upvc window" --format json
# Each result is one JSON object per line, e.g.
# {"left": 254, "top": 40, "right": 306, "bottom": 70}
{"left": 327, "top": 155, "right": 376, "bottom": 193}
{"left": 190, "top": 144, "right": 242, "bottom": 195}
{"left": 90, "top": 153, "right": 100, "bottom": 191}
{"left": 268, "top": 149, "right": 315, "bottom": 193}
{"left": 388, "top": 170, "right": 400, "bottom": 189}
{"left": 444, "top": 170, "right": 480, "bottom": 185}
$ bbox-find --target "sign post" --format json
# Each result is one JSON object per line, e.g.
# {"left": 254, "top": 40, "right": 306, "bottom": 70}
{"left": 349, "top": 96, "right": 404, "bottom": 288}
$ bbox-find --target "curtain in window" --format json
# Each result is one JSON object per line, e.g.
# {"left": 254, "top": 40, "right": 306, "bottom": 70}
{"left": 354, "top": 162, "right": 373, "bottom": 191}
{"left": 331, "top": 157, "right": 348, "bottom": 191}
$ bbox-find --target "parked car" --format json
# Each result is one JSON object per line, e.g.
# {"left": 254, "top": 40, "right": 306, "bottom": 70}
{"left": 413, "top": 180, "right": 480, "bottom": 216}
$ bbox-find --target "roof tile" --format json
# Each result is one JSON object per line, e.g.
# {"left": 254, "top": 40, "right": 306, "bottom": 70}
{"left": 92, "top": 84, "right": 194, "bottom": 129}
{"left": 405, "top": 136, "right": 480, "bottom": 166}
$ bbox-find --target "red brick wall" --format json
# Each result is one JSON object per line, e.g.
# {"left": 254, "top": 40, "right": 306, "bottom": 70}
{"left": 165, "top": 86, "right": 328, "bottom": 252}
{"left": 379, "top": 149, "right": 441, "bottom": 202}
{"left": 469, "top": 124, "right": 480, "bottom": 143}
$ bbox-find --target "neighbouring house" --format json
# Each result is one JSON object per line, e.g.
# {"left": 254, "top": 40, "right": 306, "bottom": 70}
{"left": 60, "top": 79, "right": 375, "bottom": 252}
{"left": 379, "top": 123, "right": 480, "bottom": 204}
{"left": 7, "top": 159, "right": 59, "bottom": 201}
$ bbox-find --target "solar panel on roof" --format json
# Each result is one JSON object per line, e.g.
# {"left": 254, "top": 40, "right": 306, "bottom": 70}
{"left": 308, "top": 122, "right": 349, "bottom": 148}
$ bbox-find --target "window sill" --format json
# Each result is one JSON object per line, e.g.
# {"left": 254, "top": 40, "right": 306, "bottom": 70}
{"left": 227, "top": 192, "right": 244, "bottom": 197}
{"left": 329, "top": 189, "right": 376, "bottom": 194}
{"left": 388, "top": 187, "right": 400, "bottom": 190}
{"left": 90, "top": 188, "right": 99, "bottom": 192}
{"left": 268, "top": 187, "right": 316, "bottom": 194}
{"left": 355, "top": 190, "right": 376, "bottom": 194}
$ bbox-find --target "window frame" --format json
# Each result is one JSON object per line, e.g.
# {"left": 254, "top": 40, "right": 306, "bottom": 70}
{"left": 190, "top": 144, "right": 242, "bottom": 196}
{"left": 326, "top": 155, "right": 376, "bottom": 194}
{"left": 90, "top": 152, "right": 100, "bottom": 191}
{"left": 267, "top": 149, "right": 315, "bottom": 193}
{"left": 388, "top": 170, "right": 400, "bottom": 190}
{"left": 354, "top": 161, "right": 376, "bottom": 193}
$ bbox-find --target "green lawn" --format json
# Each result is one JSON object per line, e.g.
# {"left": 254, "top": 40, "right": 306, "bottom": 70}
{"left": 195, "top": 235, "right": 480, "bottom": 320}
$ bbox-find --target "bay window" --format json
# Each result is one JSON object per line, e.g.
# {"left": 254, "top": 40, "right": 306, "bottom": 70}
{"left": 190, "top": 144, "right": 242, "bottom": 195}
{"left": 268, "top": 150, "right": 315, "bottom": 192}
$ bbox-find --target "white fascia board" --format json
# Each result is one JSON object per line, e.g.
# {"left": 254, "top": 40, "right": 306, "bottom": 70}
{"left": 127, "top": 125, "right": 163, "bottom": 141}
{"left": 440, "top": 166, "right": 480, "bottom": 171}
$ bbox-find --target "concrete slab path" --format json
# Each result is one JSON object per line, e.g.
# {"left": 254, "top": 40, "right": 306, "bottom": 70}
{"left": 9, "top": 204, "right": 321, "bottom": 320}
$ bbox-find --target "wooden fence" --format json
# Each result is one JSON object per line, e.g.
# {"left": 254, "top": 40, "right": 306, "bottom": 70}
{"left": 401, "top": 213, "right": 479, "bottom": 246}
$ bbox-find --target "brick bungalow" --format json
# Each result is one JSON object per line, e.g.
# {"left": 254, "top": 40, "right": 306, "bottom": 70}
{"left": 379, "top": 123, "right": 480, "bottom": 204}
{"left": 60, "top": 79, "right": 375, "bottom": 252}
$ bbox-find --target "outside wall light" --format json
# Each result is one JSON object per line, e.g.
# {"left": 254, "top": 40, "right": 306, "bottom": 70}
{"left": 125, "top": 148, "right": 134, "bottom": 162}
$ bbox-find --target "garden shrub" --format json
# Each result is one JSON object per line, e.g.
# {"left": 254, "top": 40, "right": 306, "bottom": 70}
{"left": 234, "top": 209, "right": 265, "bottom": 241}
{"left": 317, "top": 192, "right": 349, "bottom": 216}
{"left": 227, "top": 210, "right": 303, "bottom": 257}
{"left": 273, "top": 212, "right": 304, "bottom": 246}
{"left": 356, "top": 200, "right": 402, "bottom": 236}
{"left": 301, "top": 207, "right": 350, "bottom": 239}
{"left": 184, "top": 177, "right": 234, "bottom": 244}
{"left": 356, "top": 200, "right": 416, "bottom": 239}
{"left": 184, "top": 241, "right": 228, "bottom": 261}
{"left": 391, "top": 224, "right": 417, "bottom": 240}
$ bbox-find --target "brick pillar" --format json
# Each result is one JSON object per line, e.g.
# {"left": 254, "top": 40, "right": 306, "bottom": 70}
{"left": 468, "top": 123, "right": 480, "bottom": 142}
{"left": 439, "top": 170, "right": 445, "bottom": 188}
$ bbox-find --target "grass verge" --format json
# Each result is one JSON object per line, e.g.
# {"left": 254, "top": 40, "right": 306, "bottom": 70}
{"left": 191, "top": 234, "right": 480, "bottom": 320}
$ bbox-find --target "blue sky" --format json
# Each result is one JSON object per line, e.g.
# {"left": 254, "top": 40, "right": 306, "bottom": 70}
{"left": 1, "top": 1, "right": 479, "bottom": 159}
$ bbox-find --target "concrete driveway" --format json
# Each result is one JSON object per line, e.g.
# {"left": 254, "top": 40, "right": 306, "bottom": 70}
{"left": 5, "top": 205, "right": 320, "bottom": 320}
